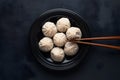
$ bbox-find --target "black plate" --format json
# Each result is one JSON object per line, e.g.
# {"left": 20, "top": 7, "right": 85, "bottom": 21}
{"left": 29, "top": 8, "right": 90, "bottom": 71}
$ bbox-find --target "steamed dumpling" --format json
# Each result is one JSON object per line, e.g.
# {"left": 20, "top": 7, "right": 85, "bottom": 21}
{"left": 53, "top": 33, "right": 67, "bottom": 47}
{"left": 42, "top": 22, "right": 57, "bottom": 37}
{"left": 56, "top": 17, "right": 70, "bottom": 32}
{"left": 66, "top": 27, "right": 82, "bottom": 40}
{"left": 51, "top": 47, "right": 64, "bottom": 62}
{"left": 38, "top": 37, "right": 53, "bottom": 52}
{"left": 64, "top": 42, "right": 79, "bottom": 56}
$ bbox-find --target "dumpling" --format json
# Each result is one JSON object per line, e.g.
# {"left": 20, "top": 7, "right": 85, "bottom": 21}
{"left": 64, "top": 42, "right": 79, "bottom": 56}
{"left": 38, "top": 37, "right": 53, "bottom": 52}
{"left": 56, "top": 17, "right": 70, "bottom": 32}
{"left": 66, "top": 27, "right": 82, "bottom": 40}
{"left": 42, "top": 22, "right": 57, "bottom": 37}
{"left": 51, "top": 47, "right": 64, "bottom": 62}
{"left": 53, "top": 33, "right": 67, "bottom": 47}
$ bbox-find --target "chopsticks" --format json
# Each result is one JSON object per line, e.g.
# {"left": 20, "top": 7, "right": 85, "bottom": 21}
{"left": 72, "top": 36, "right": 120, "bottom": 50}
{"left": 75, "top": 36, "right": 120, "bottom": 41}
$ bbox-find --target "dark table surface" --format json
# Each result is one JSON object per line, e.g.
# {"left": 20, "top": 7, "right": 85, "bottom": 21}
{"left": 0, "top": 0, "right": 120, "bottom": 80}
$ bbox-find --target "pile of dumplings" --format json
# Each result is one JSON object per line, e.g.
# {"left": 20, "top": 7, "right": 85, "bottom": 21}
{"left": 38, "top": 17, "right": 82, "bottom": 62}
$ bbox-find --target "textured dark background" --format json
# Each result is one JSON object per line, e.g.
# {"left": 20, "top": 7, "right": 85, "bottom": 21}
{"left": 0, "top": 0, "right": 120, "bottom": 80}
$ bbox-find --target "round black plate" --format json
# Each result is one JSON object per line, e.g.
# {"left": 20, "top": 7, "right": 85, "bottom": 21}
{"left": 29, "top": 8, "right": 90, "bottom": 71}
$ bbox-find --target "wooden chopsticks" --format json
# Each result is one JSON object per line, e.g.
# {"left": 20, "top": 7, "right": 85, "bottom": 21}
{"left": 72, "top": 36, "right": 120, "bottom": 50}
{"left": 75, "top": 36, "right": 120, "bottom": 41}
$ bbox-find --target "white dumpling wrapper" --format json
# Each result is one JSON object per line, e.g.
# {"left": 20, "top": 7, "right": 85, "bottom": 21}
{"left": 66, "top": 27, "right": 82, "bottom": 40}
{"left": 42, "top": 22, "right": 57, "bottom": 37}
{"left": 38, "top": 37, "right": 53, "bottom": 52}
{"left": 53, "top": 33, "right": 67, "bottom": 47}
{"left": 56, "top": 17, "right": 70, "bottom": 32}
{"left": 64, "top": 42, "right": 79, "bottom": 56}
{"left": 51, "top": 47, "right": 64, "bottom": 62}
